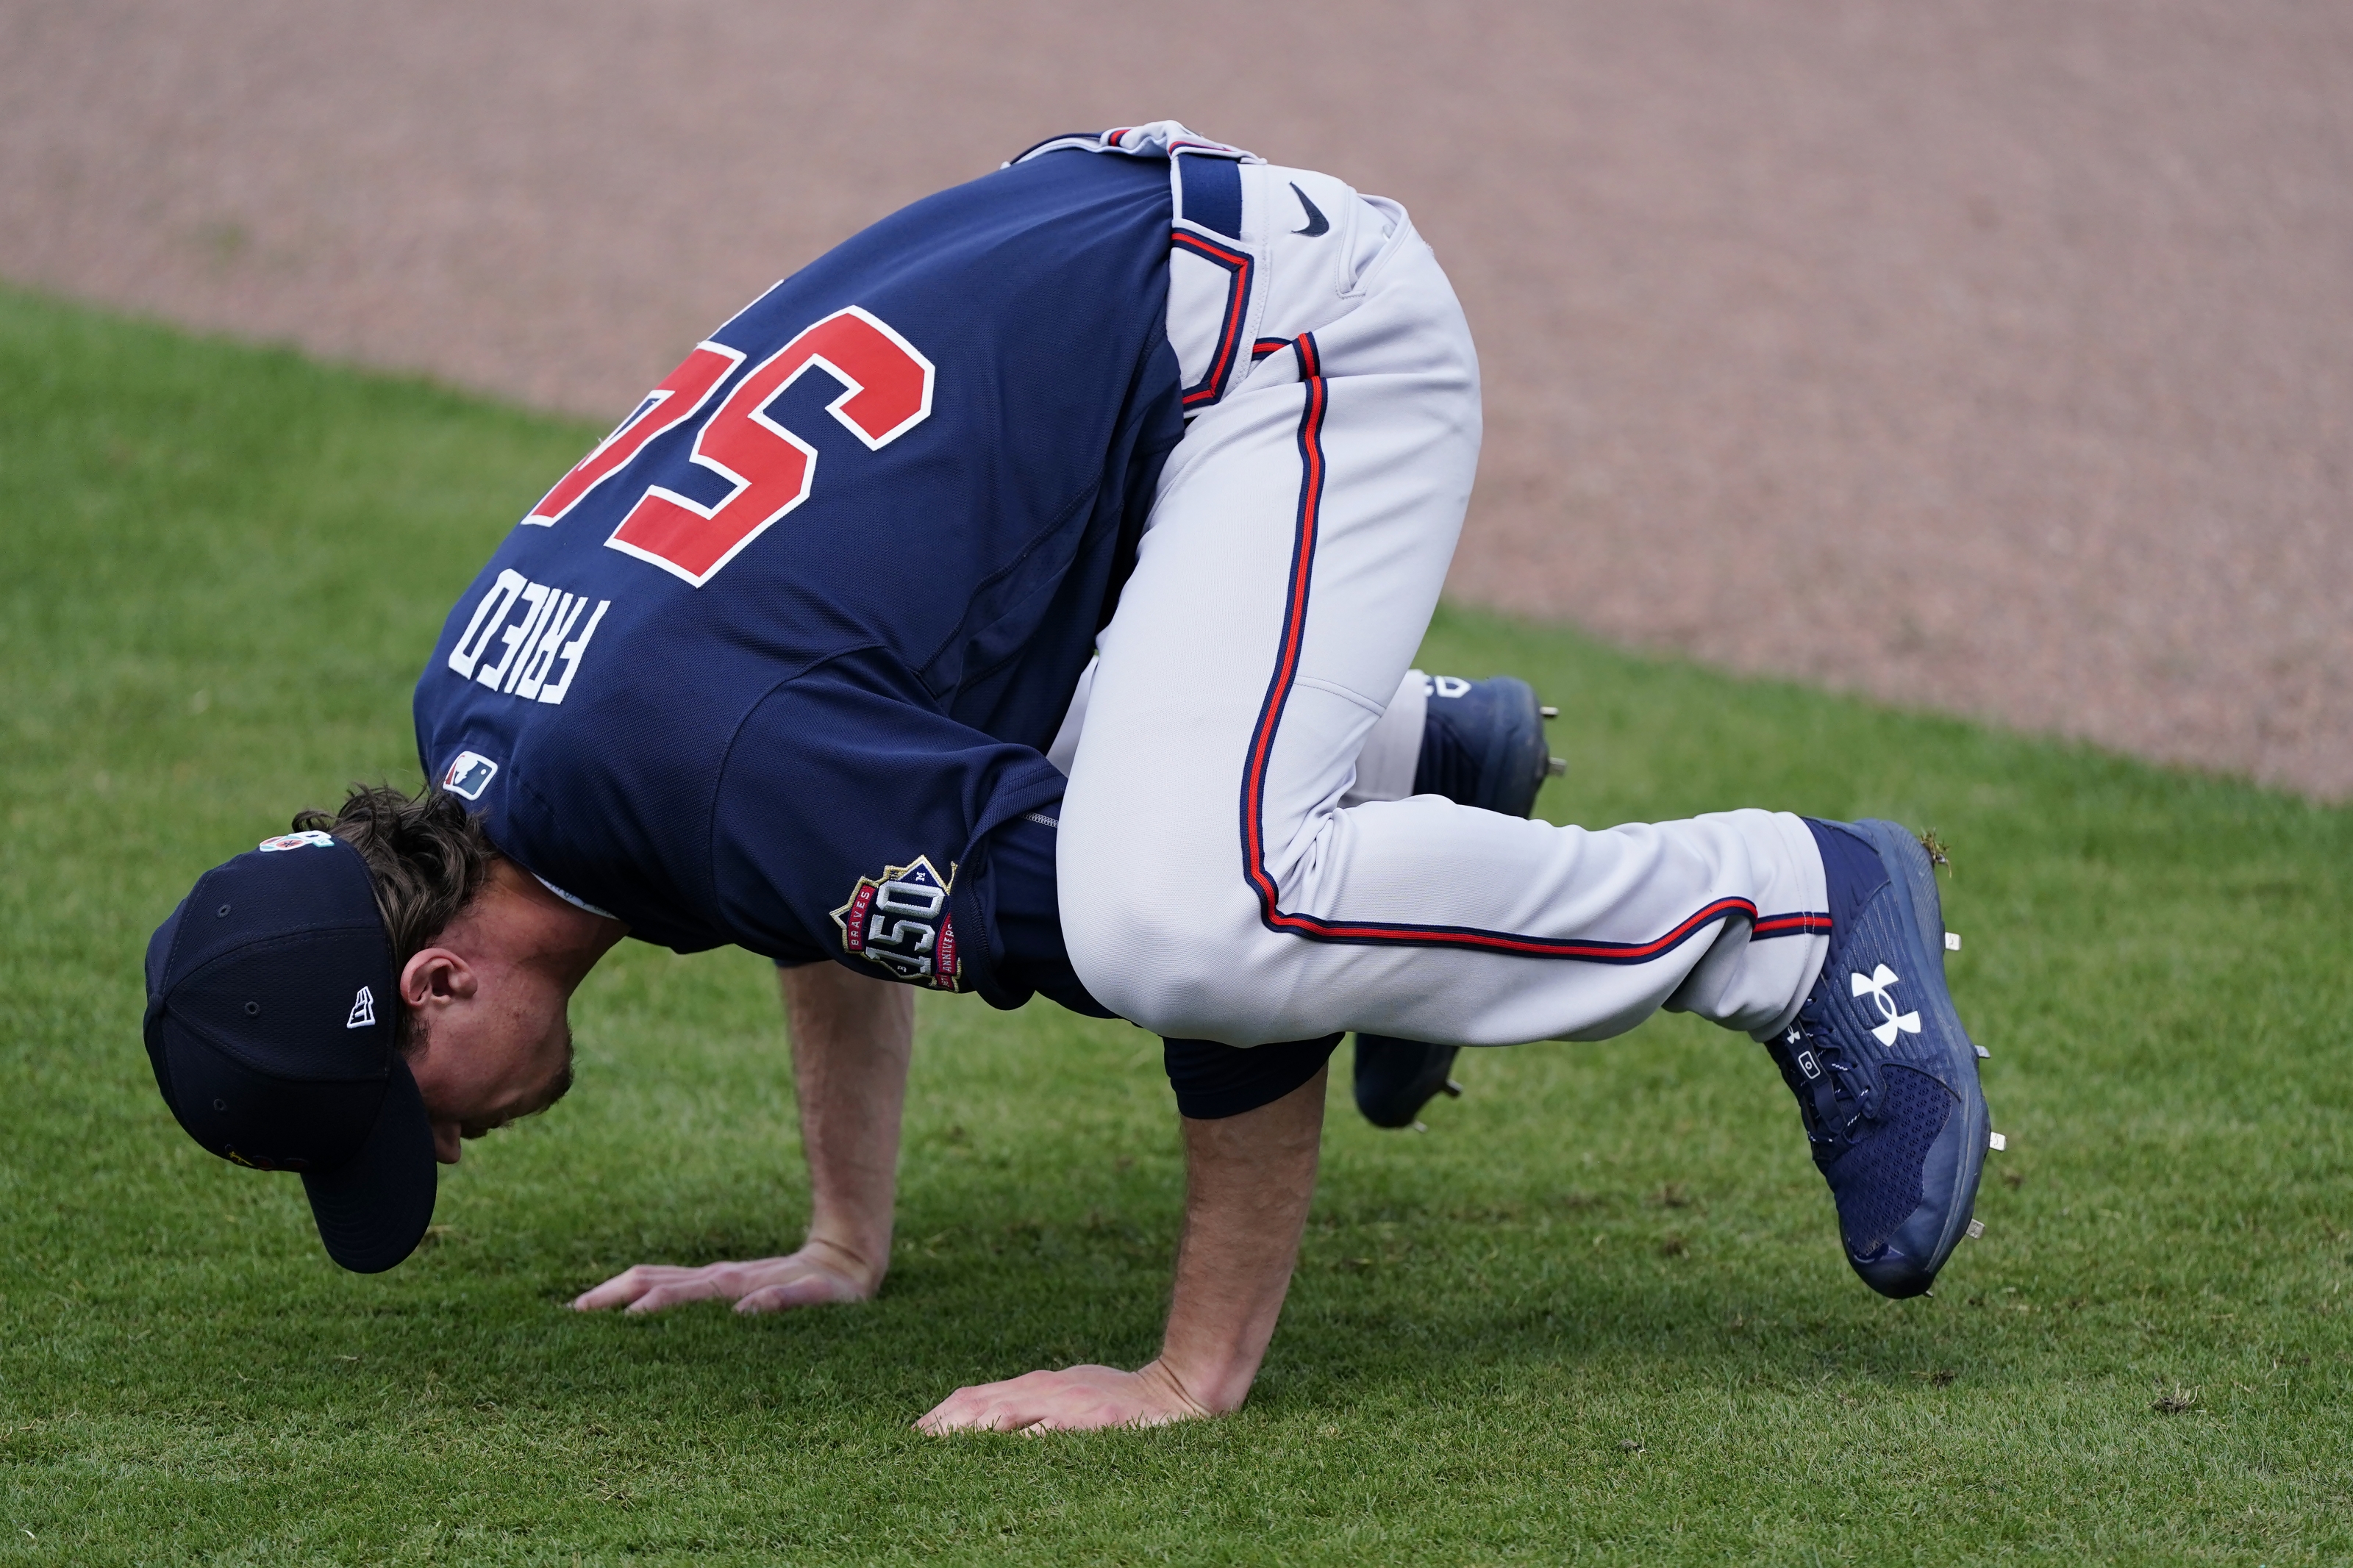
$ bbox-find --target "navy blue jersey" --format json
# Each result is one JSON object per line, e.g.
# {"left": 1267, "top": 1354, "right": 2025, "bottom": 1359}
{"left": 413, "top": 148, "right": 1187, "bottom": 1002}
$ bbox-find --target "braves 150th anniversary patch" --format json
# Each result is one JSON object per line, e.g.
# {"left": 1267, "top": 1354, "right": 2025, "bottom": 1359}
{"left": 831, "top": 855, "right": 960, "bottom": 989}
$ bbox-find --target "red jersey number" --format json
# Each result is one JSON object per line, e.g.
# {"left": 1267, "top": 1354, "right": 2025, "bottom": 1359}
{"left": 596, "top": 307, "right": 935, "bottom": 587}
{"left": 525, "top": 343, "right": 746, "bottom": 529}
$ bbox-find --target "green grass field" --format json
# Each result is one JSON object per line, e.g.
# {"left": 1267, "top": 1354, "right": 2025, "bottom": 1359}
{"left": 2, "top": 284, "right": 2349, "bottom": 1565}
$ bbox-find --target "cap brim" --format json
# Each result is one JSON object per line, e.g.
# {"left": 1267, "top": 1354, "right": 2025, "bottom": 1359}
{"left": 299, "top": 1054, "right": 437, "bottom": 1273}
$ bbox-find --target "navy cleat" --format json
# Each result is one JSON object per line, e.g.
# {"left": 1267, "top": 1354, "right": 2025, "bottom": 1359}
{"left": 1352, "top": 1036, "right": 1463, "bottom": 1128}
{"left": 1765, "top": 818, "right": 1993, "bottom": 1298}
{"left": 1412, "top": 674, "right": 1560, "bottom": 820}
{"left": 1353, "top": 675, "right": 1564, "bottom": 1129}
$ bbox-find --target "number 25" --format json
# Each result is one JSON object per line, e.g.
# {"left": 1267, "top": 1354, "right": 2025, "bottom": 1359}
{"left": 526, "top": 305, "right": 935, "bottom": 587}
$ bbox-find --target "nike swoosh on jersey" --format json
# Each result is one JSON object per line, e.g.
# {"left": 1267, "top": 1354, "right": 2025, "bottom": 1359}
{"left": 1289, "top": 182, "right": 1330, "bottom": 237}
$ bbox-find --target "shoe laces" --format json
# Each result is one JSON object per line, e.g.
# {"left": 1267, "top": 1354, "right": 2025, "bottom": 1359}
{"left": 1777, "top": 1000, "right": 1884, "bottom": 1159}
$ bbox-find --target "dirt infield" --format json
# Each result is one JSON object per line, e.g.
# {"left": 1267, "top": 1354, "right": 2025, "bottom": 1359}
{"left": 5, "top": 1, "right": 2346, "bottom": 794}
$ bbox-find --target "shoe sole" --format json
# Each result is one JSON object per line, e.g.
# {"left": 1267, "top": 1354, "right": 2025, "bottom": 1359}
{"left": 1848, "top": 818, "right": 1991, "bottom": 1294}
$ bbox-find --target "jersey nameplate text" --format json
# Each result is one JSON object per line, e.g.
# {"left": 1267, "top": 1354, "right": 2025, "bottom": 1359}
{"left": 446, "top": 568, "right": 611, "bottom": 704}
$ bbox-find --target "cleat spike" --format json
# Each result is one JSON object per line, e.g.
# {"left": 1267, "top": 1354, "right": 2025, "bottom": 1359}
{"left": 1538, "top": 705, "right": 1559, "bottom": 720}
{"left": 1988, "top": 1131, "right": 2006, "bottom": 1151}
{"left": 1440, "top": 1078, "right": 1463, "bottom": 1098}
{"left": 1965, "top": 1219, "right": 1985, "bottom": 1239}
{"left": 1974, "top": 1042, "right": 1990, "bottom": 1059}
{"left": 1410, "top": 1120, "right": 1428, "bottom": 1134}
{"left": 1545, "top": 756, "right": 1568, "bottom": 776}
{"left": 1944, "top": 931, "right": 1962, "bottom": 951}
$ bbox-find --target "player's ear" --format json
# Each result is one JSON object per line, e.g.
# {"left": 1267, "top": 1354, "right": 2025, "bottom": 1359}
{"left": 399, "top": 948, "right": 478, "bottom": 1010}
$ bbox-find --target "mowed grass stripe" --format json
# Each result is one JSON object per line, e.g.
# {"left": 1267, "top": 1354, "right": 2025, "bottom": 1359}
{"left": 1, "top": 285, "right": 2347, "bottom": 1565}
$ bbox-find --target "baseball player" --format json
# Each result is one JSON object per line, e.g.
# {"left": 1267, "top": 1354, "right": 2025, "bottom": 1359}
{"left": 140, "top": 124, "right": 1996, "bottom": 1433}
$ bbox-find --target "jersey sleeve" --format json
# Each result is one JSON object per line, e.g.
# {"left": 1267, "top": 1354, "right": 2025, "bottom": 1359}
{"left": 710, "top": 651, "right": 1068, "bottom": 997}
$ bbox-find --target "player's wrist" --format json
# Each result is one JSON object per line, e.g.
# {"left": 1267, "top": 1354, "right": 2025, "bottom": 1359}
{"left": 1139, "top": 1350, "right": 1245, "bottom": 1417}
{"left": 799, "top": 1227, "right": 888, "bottom": 1297}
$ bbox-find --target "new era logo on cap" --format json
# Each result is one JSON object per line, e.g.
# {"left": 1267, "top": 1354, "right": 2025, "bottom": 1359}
{"left": 347, "top": 985, "right": 376, "bottom": 1029}
{"left": 442, "top": 751, "right": 498, "bottom": 800}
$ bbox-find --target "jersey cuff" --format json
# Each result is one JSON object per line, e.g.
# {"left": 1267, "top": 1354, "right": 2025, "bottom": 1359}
{"left": 952, "top": 807, "right": 1113, "bottom": 1017}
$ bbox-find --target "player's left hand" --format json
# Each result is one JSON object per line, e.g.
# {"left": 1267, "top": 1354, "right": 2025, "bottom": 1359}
{"left": 915, "top": 1358, "right": 1213, "bottom": 1434}
{"left": 571, "top": 1241, "right": 875, "bottom": 1315}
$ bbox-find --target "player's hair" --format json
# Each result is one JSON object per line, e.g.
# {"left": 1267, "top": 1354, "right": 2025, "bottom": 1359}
{"left": 291, "top": 783, "right": 501, "bottom": 1053}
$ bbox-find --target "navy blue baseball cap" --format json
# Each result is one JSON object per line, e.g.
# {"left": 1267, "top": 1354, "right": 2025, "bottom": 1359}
{"left": 143, "top": 829, "right": 435, "bottom": 1273}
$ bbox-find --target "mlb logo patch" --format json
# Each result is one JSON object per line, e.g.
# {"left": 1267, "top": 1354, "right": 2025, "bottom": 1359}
{"left": 442, "top": 751, "right": 499, "bottom": 801}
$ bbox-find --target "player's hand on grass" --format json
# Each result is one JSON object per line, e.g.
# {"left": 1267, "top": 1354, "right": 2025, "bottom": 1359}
{"left": 915, "top": 1072, "right": 1329, "bottom": 1436}
{"left": 571, "top": 1238, "right": 877, "bottom": 1315}
{"left": 915, "top": 1358, "right": 1213, "bottom": 1434}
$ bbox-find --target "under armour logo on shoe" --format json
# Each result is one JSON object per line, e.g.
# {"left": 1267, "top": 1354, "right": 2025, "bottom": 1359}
{"left": 1850, "top": 964, "right": 1921, "bottom": 1047}
{"left": 347, "top": 985, "right": 376, "bottom": 1030}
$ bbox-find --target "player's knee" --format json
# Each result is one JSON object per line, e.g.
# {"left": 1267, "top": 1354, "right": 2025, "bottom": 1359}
{"left": 1059, "top": 880, "right": 1265, "bottom": 1041}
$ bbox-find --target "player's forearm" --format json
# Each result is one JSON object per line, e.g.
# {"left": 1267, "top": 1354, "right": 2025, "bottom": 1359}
{"left": 779, "top": 962, "right": 915, "bottom": 1294}
{"left": 1151, "top": 1065, "right": 1327, "bottom": 1415}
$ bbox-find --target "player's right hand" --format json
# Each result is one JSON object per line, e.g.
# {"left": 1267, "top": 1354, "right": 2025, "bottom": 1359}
{"left": 571, "top": 1239, "right": 876, "bottom": 1315}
